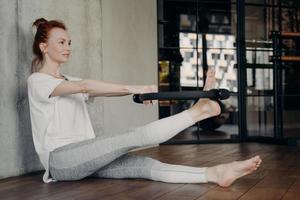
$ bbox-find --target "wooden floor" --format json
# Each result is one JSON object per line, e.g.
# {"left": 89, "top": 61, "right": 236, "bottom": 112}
{"left": 1, "top": 143, "right": 300, "bottom": 200}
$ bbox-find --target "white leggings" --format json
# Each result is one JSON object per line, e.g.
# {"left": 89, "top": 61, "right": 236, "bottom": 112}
{"left": 49, "top": 111, "right": 208, "bottom": 183}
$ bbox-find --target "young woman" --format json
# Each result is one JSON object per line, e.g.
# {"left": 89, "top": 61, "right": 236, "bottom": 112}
{"left": 27, "top": 18, "right": 262, "bottom": 186}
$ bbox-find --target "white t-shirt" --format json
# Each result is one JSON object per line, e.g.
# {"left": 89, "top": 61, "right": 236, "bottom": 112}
{"left": 27, "top": 72, "right": 96, "bottom": 183}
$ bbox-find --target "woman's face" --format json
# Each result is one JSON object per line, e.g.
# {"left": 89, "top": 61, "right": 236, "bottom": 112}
{"left": 42, "top": 28, "right": 71, "bottom": 64}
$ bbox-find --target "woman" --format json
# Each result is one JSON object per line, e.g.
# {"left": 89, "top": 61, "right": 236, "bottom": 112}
{"left": 27, "top": 18, "right": 262, "bottom": 187}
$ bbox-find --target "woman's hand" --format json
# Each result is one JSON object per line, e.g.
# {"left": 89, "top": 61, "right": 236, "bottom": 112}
{"left": 127, "top": 85, "right": 158, "bottom": 105}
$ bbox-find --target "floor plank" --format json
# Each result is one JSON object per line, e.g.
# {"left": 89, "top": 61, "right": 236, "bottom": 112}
{"left": 0, "top": 143, "right": 300, "bottom": 200}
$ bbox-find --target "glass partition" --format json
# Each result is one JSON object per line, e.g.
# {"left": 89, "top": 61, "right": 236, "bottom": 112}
{"left": 158, "top": 0, "right": 239, "bottom": 142}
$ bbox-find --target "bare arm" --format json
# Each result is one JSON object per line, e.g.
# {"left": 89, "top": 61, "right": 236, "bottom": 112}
{"left": 50, "top": 79, "right": 156, "bottom": 98}
{"left": 82, "top": 79, "right": 131, "bottom": 97}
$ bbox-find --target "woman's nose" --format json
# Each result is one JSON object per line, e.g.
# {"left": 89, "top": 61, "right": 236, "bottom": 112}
{"left": 65, "top": 45, "right": 71, "bottom": 51}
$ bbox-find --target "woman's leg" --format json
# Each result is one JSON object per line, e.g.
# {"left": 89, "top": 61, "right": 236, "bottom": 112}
{"left": 91, "top": 154, "right": 157, "bottom": 180}
{"left": 49, "top": 107, "right": 217, "bottom": 181}
{"left": 92, "top": 154, "right": 262, "bottom": 187}
{"left": 91, "top": 154, "right": 208, "bottom": 183}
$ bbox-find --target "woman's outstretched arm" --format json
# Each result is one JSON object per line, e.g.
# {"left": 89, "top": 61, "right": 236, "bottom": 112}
{"left": 50, "top": 79, "right": 156, "bottom": 98}
{"left": 82, "top": 79, "right": 156, "bottom": 97}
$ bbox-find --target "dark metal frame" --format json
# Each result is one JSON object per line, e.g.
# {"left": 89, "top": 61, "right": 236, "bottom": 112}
{"left": 236, "top": 0, "right": 247, "bottom": 141}
{"left": 157, "top": 0, "right": 244, "bottom": 145}
{"left": 271, "top": 30, "right": 283, "bottom": 140}
{"left": 156, "top": 0, "right": 299, "bottom": 146}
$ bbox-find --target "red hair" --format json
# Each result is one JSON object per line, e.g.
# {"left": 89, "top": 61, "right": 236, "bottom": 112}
{"left": 31, "top": 18, "right": 66, "bottom": 73}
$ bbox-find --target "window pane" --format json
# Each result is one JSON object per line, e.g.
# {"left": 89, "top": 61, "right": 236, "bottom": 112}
{"left": 247, "top": 96, "right": 274, "bottom": 137}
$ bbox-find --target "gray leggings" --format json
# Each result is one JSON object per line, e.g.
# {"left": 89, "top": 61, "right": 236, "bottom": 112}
{"left": 49, "top": 111, "right": 208, "bottom": 183}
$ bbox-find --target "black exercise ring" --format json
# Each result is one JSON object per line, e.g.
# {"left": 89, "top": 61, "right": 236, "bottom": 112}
{"left": 133, "top": 89, "right": 230, "bottom": 104}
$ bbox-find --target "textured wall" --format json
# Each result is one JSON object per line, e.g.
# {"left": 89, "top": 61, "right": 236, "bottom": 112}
{"left": 102, "top": 0, "right": 158, "bottom": 136}
{"left": 0, "top": 0, "right": 157, "bottom": 179}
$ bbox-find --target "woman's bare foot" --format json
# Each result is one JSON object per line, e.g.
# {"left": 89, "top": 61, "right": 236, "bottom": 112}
{"left": 206, "top": 155, "right": 262, "bottom": 187}
{"left": 203, "top": 68, "right": 216, "bottom": 91}
{"left": 187, "top": 68, "right": 221, "bottom": 123}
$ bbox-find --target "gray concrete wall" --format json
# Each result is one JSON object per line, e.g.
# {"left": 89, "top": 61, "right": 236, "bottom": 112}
{"left": 102, "top": 0, "right": 158, "bottom": 136}
{"left": 0, "top": 0, "right": 157, "bottom": 179}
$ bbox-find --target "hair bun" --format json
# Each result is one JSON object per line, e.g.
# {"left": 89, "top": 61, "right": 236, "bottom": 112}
{"left": 32, "top": 18, "right": 47, "bottom": 36}
{"left": 33, "top": 18, "right": 48, "bottom": 28}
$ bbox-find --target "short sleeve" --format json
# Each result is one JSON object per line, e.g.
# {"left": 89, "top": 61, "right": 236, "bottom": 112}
{"left": 28, "top": 74, "right": 65, "bottom": 103}
{"left": 63, "top": 74, "right": 95, "bottom": 104}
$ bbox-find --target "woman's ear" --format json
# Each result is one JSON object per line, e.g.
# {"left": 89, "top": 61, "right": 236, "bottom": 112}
{"left": 39, "top": 42, "right": 48, "bottom": 53}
